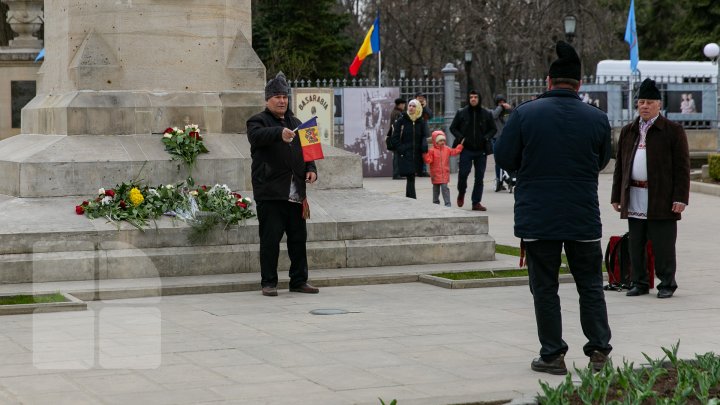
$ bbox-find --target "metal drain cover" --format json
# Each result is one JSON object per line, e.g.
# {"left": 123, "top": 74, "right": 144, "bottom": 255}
{"left": 309, "top": 309, "right": 349, "bottom": 315}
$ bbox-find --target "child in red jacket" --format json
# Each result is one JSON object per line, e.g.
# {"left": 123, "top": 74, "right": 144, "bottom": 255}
{"left": 423, "top": 130, "right": 463, "bottom": 206}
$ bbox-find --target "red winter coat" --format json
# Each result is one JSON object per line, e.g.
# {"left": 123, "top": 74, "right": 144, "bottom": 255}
{"left": 423, "top": 132, "right": 463, "bottom": 185}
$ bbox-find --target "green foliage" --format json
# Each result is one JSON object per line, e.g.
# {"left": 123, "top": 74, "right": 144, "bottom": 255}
{"left": 378, "top": 399, "right": 397, "bottom": 405}
{"left": 0, "top": 293, "right": 67, "bottom": 305}
{"left": 709, "top": 154, "right": 720, "bottom": 181}
{"left": 252, "top": 0, "right": 354, "bottom": 80}
{"left": 536, "top": 341, "right": 720, "bottom": 403}
{"left": 187, "top": 185, "right": 255, "bottom": 243}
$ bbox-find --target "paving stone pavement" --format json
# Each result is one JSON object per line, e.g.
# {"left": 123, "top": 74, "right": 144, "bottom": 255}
{"left": 0, "top": 157, "right": 719, "bottom": 404}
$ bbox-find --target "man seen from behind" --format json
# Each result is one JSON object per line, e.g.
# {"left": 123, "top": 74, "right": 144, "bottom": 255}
{"left": 494, "top": 41, "right": 613, "bottom": 375}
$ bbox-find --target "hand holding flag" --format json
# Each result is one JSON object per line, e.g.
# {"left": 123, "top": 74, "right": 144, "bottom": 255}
{"left": 295, "top": 116, "right": 324, "bottom": 162}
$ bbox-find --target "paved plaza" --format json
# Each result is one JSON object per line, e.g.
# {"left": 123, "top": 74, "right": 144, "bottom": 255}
{"left": 0, "top": 158, "right": 719, "bottom": 404}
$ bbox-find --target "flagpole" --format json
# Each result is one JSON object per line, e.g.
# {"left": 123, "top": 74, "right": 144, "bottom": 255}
{"left": 378, "top": 50, "right": 382, "bottom": 88}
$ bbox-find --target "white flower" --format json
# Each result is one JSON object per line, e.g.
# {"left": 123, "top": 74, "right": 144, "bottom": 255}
{"left": 242, "top": 197, "right": 252, "bottom": 204}
{"left": 189, "top": 190, "right": 198, "bottom": 196}
{"left": 98, "top": 188, "right": 105, "bottom": 195}
{"left": 163, "top": 133, "right": 172, "bottom": 138}
{"left": 148, "top": 188, "right": 160, "bottom": 197}
{"left": 165, "top": 184, "right": 175, "bottom": 190}
{"left": 172, "top": 127, "right": 179, "bottom": 132}
{"left": 177, "top": 130, "right": 184, "bottom": 134}
{"left": 101, "top": 196, "right": 112, "bottom": 205}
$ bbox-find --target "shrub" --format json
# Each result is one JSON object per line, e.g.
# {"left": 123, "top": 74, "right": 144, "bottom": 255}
{"left": 709, "top": 154, "right": 720, "bottom": 181}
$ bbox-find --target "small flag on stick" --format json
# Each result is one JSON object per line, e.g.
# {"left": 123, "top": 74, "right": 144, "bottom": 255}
{"left": 295, "top": 116, "right": 324, "bottom": 162}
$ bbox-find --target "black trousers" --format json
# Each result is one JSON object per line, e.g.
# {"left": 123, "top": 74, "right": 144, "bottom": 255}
{"left": 405, "top": 175, "right": 416, "bottom": 199}
{"left": 525, "top": 240, "right": 612, "bottom": 361}
{"left": 256, "top": 200, "right": 309, "bottom": 289}
{"left": 628, "top": 218, "right": 678, "bottom": 291}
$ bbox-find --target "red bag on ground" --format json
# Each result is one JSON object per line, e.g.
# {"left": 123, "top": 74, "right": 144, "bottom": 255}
{"left": 603, "top": 233, "right": 655, "bottom": 291}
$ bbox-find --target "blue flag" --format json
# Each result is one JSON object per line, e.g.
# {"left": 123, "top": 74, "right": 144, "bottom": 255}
{"left": 34, "top": 48, "right": 45, "bottom": 62}
{"left": 624, "top": 0, "right": 639, "bottom": 73}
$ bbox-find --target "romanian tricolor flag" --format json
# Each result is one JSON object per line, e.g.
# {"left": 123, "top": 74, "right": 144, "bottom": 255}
{"left": 296, "top": 116, "right": 324, "bottom": 162}
{"left": 349, "top": 16, "right": 380, "bottom": 76}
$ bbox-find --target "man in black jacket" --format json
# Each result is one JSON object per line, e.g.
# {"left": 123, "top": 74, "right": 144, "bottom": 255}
{"left": 449, "top": 90, "right": 497, "bottom": 211}
{"left": 495, "top": 41, "right": 612, "bottom": 375}
{"left": 246, "top": 73, "right": 319, "bottom": 297}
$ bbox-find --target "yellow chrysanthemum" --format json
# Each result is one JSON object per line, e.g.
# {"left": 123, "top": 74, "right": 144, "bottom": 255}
{"left": 129, "top": 187, "right": 144, "bottom": 206}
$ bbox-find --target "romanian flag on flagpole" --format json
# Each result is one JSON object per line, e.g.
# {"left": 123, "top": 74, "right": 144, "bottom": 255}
{"left": 349, "top": 16, "right": 380, "bottom": 76}
{"left": 296, "top": 116, "right": 324, "bottom": 162}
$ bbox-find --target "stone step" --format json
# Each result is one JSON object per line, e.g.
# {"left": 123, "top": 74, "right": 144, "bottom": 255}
{"left": 0, "top": 256, "right": 520, "bottom": 301}
{"left": 0, "top": 188, "right": 495, "bottom": 284}
{"left": 0, "top": 234, "right": 495, "bottom": 283}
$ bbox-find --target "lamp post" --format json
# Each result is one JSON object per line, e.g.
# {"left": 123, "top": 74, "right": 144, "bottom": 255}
{"left": 563, "top": 15, "right": 576, "bottom": 43}
{"left": 422, "top": 66, "right": 430, "bottom": 79}
{"left": 399, "top": 69, "right": 406, "bottom": 80}
{"left": 464, "top": 50, "right": 473, "bottom": 97}
{"left": 703, "top": 42, "right": 720, "bottom": 131}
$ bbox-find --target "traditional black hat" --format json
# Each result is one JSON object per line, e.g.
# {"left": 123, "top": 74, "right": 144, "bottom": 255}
{"left": 265, "top": 72, "right": 290, "bottom": 100}
{"left": 548, "top": 41, "right": 581, "bottom": 81}
{"left": 638, "top": 78, "right": 661, "bottom": 100}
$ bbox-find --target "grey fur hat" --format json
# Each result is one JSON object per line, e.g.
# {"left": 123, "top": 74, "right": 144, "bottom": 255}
{"left": 265, "top": 72, "right": 290, "bottom": 100}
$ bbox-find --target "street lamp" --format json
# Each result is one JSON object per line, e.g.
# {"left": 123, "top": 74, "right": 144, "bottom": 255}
{"left": 464, "top": 50, "right": 473, "bottom": 97}
{"left": 422, "top": 66, "right": 430, "bottom": 79}
{"left": 563, "top": 15, "right": 576, "bottom": 43}
{"left": 399, "top": 69, "right": 406, "bottom": 80}
{"left": 704, "top": 42, "right": 720, "bottom": 130}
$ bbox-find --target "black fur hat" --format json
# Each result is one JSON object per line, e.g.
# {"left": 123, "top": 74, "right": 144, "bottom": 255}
{"left": 548, "top": 41, "right": 581, "bottom": 81}
{"left": 265, "top": 72, "right": 290, "bottom": 100}
{"left": 638, "top": 78, "right": 661, "bottom": 100}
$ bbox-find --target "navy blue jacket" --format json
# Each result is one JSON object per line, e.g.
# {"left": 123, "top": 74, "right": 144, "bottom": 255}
{"left": 494, "top": 89, "right": 612, "bottom": 240}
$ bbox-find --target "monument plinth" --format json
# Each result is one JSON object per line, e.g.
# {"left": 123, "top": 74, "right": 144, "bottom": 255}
{"left": 0, "top": 0, "right": 328, "bottom": 197}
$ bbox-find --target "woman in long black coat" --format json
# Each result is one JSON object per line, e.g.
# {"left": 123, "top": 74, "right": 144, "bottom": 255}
{"left": 389, "top": 99, "right": 429, "bottom": 198}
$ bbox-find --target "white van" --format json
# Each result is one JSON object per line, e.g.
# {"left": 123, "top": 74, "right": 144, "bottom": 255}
{"left": 595, "top": 60, "right": 718, "bottom": 84}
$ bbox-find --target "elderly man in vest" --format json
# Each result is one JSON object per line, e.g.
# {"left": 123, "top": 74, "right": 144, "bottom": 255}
{"left": 611, "top": 78, "right": 690, "bottom": 299}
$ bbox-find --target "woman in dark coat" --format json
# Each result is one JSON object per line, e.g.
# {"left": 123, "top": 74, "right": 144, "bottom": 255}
{"left": 390, "top": 99, "right": 429, "bottom": 198}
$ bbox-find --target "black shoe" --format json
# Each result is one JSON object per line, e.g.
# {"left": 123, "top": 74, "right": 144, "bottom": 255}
{"left": 657, "top": 289, "right": 674, "bottom": 299}
{"left": 589, "top": 351, "right": 608, "bottom": 372}
{"left": 531, "top": 354, "right": 567, "bottom": 375}
{"left": 495, "top": 181, "right": 506, "bottom": 192}
{"left": 392, "top": 176, "right": 404, "bottom": 180}
{"left": 626, "top": 286, "right": 649, "bottom": 296}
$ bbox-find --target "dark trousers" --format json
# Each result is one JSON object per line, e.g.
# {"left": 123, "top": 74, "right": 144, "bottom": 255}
{"left": 458, "top": 149, "right": 487, "bottom": 205}
{"left": 492, "top": 139, "right": 501, "bottom": 181}
{"left": 256, "top": 200, "right": 309, "bottom": 289}
{"left": 405, "top": 175, "right": 416, "bottom": 199}
{"left": 525, "top": 240, "right": 612, "bottom": 360}
{"left": 392, "top": 151, "right": 400, "bottom": 177}
{"left": 628, "top": 218, "right": 678, "bottom": 291}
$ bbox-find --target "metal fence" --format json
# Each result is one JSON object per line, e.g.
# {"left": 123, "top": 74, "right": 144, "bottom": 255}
{"left": 507, "top": 75, "right": 719, "bottom": 129}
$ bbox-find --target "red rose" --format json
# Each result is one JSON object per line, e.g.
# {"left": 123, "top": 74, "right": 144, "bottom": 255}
{"left": 189, "top": 131, "right": 202, "bottom": 140}
{"left": 119, "top": 200, "right": 127, "bottom": 209}
{"left": 105, "top": 189, "right": 115, "bottom": 197}
{"left": 164, "top": 127, "right": 174, "bottom": 134}
{"left": 236, "top": 201, "right": 247, "bottom": 209}
{"left": 201, "top": 185, "right": 207, "bottom": 191}
{"left": 82, "top": 200, "right": 89, "bottom": 206}
{"left": 75, "top": 205, "right": 85, "bottom": 215}
{"left": 233, "top": 193, "right": 242, "bottom": 199}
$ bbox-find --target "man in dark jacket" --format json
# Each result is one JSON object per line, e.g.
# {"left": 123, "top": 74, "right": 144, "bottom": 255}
{"left": 246, "top": 72, "right": 319, "bottom": 297}
{"left": 389, "top": 98, "right": 406, "bottom": 180}
{"left": 611, "top": 78, "right": 690, "bottom": 299}
{"left": 449, "top": 90, "right": 497, "bottom": 211}
{"left": 495, "top": 41, "right": 613, "bottom": 375}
